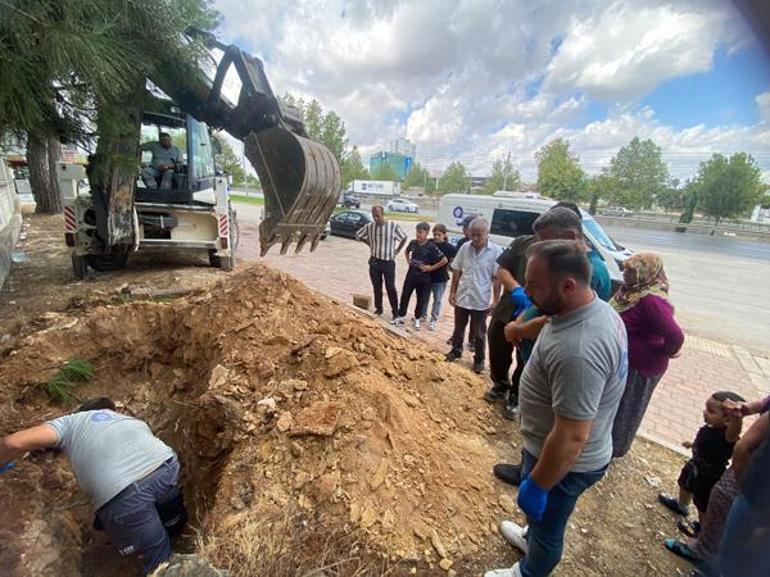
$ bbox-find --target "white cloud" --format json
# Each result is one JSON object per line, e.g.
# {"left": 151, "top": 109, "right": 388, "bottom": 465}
{"left": 543, "top": 1, "right": 742, "bottom": 101}
{"left": 211, "top": 0, "right": 769, "bottom": 182}
{"left": 757, "top": 92, "right": 770, "bottom": 122}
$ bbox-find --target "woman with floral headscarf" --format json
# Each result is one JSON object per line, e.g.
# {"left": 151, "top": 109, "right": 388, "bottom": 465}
{"left": 611, "top": 252, "right": 685, "bottom": 458}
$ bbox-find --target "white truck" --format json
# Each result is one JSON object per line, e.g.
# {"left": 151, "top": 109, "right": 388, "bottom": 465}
{"left": 347, "top": 180, "right": 401, "bottom": 197}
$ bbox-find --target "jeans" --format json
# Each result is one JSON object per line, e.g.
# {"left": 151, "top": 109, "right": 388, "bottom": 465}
{"left": 417, "top": 281, "right": 447, "bottom": 321}
{"left": 716, "top": 495, "right": 770, "bottom": 577}
{"left": 398, "top": 278, "right": 430, "bottom": 319}
{"left": 450, "top": 306, "right": 488, "bottom": 362}
{"left": 519, "top": 450, "right": 607, "bottom": 577}
{"left": 97, "top": 457, "right": 182, "bottom": 575}
{"left": 141, "top": 166, "right": 174, "bottom": 190}
{"left": 368, "top": 258, "right": 399, "bottom": 316}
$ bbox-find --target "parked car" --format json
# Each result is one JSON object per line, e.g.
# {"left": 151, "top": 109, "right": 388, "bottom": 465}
{"left": 329, "top": 210, "right": 372, "bottom": 238}
{"left": 386, "top": 198, "right": 419, "bottom": 213}
{"left": 601, "top": 206, "right": 634, "bottom": 217}
{"left": 339, "top": 193, "right": 361, "bottom": 209}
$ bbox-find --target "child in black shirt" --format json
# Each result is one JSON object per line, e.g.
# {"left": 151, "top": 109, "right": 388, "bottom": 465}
{"left": 392, "top": 222, "right": 447, "bottom": 330}
{"left": 659, "top": 391, "right": 744, "bottom": 539}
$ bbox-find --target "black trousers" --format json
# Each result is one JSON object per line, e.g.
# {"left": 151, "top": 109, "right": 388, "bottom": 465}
{"left": 368, "top": 258, "right": 399, "bottom": 315}
{"left": 450, "top": 306, "right": 488, "bottom": 362}
{"left": 398, "top": 278, "right": 430, "bottom": 319}
{"left": 487, "top": 318, "right": 526, "bottom": 400}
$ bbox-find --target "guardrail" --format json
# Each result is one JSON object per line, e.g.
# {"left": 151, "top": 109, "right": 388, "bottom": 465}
{"left": 595, "top": 215, "right": 770, "bottom": 242}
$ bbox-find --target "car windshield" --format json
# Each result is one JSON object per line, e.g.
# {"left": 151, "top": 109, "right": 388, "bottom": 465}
{"left": 582, "top": 218, "right": 621, "bottom": 251}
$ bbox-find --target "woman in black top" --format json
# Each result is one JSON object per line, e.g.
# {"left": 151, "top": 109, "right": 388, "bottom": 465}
{"left": 392, "top": 222, "right": 447, "bottom": 330}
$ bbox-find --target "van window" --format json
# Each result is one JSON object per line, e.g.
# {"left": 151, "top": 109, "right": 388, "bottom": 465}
{"left": 582, "top": 218, "right": 621, "bottom": 251}
{"left": 490, "top": 209, "right": 539, "bottom": 238}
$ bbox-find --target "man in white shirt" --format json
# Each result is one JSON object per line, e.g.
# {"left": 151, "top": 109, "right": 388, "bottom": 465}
{"left": 445, "top": 217, "right": 502, "bottom": 373}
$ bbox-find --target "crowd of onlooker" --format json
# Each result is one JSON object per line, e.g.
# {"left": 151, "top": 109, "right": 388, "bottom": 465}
{"left": 355, "top": 203, "right": 769, "bottom": 577}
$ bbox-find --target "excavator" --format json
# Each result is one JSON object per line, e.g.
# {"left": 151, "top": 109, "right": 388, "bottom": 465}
{"left": 56, "top": 28, "right": 341, "bottom": 278}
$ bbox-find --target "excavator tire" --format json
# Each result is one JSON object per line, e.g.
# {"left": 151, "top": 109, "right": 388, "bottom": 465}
{"left": 244, "top": 127, "right": 341, "bottom": 256}
{"left": 86, "top": 250, "right": 129, "bottom": 272}
{"left": 71, "top": 254, "right": 88, "bottom": 280}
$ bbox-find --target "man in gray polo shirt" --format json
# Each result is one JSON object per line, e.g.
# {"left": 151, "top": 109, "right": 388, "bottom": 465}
{"left": 485, "top": 240, "right": 627, "bottom": 577}
{"left": 445, "top": 217, "right": 502, "bottom": 373}
{"left": 0, "top": 397, "right": 184, "bottom": 575}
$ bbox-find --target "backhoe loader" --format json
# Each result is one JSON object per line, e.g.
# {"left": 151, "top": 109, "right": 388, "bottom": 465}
{"left": 57, "top": 29, "right": 341, "bottom": 279}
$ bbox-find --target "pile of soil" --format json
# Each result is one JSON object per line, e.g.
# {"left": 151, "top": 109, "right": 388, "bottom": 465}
{"left": 0, "top": 264, "right": 690, "bottom": 576}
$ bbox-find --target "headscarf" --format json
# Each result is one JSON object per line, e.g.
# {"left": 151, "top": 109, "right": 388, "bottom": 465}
{"left": 610, "top": 252, "right": 670, "bottom": 313}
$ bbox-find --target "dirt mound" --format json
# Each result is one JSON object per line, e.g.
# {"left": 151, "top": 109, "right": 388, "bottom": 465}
{"left": 0, "top": 264, "right": 513, "bottom": 576}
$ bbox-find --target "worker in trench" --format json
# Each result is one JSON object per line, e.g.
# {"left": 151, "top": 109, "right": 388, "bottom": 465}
{"left": 0, "top": 397, "right": 187, "bottom": 575}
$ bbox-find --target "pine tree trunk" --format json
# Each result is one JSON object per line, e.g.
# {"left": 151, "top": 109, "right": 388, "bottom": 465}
{"left": 27, "top": 131, "right": 62, "bottom": 214}
{"left": 46, "top": 134, "right": 63, "bottom": 212}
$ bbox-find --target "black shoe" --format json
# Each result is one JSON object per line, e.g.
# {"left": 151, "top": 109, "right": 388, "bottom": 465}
{"left": 374, "top": 308, "right": 383, "bottom": 316}
{"left": 503, "top": 396, "right": 519, "bottom": 420}
{"left": 472, "top": 360, "right": 484, "bottom": 374}
{"left": 658, "top": 494, "right": 690, "bottom": 516}
{"left": 445, "top": 349, "right": 462, "bottom": 362}
{"left": 493, "top": 463, "right": 523, "bottom": 487}
{"left": 484, "top": 382, "right": 509, "bottom": 403}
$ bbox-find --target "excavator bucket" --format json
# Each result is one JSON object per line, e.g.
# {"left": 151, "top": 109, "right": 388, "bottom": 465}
{"left": 244, "top": 127, "right": 341, "bottom": 256}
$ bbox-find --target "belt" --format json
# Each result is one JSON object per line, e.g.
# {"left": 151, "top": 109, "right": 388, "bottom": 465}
{"left": 369, "top": 257, "right": 394, "bottom": 262}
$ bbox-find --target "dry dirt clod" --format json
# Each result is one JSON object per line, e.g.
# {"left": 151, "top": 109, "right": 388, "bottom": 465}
{"left": 430, "top": 528, "right": 448, "bottom": 559}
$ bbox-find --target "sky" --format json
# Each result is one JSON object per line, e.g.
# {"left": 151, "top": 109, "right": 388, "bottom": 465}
{"left": 212, "top": 0, "right": 770, "bottom": 182}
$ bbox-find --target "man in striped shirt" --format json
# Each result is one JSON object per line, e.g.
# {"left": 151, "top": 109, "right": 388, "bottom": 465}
{"left": 356, "top": 205, "right": 408, "bottom": 318}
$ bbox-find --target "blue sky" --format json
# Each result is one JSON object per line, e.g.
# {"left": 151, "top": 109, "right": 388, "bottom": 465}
{"left": 213, "top": 0, "right": 770, "bottom": 181}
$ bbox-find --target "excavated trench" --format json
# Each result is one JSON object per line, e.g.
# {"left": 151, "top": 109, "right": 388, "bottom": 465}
{"left": 0, "top": 265, "right": 521, "bottom": 577}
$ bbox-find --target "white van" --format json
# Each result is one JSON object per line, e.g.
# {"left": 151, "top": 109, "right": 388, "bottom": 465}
{"left": 437, "top": 193, "right": 633, "bottom": 286}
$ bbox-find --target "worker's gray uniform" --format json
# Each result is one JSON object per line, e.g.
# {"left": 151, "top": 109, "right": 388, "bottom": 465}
{"left": 141, "top": 142, "right": 182, "bottom": 190}
{"left": 46, "top": 410, "right": 179, "bottom": 574}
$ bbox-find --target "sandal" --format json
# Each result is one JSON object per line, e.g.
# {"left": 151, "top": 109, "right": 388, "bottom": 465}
{"left": 664, "top": 538, "right": 700, "bottom": 562}
{"left": 677, "top": 519, "right": 701, "bottom": 539}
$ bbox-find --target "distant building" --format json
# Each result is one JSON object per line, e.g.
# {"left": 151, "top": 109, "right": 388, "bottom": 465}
{"left": 369, "top": 151, "right": 413, "bottom": 181}
{"left": 470, "top": 176, "right": 487, "bottom": 189}
{"left": 391, "top": 137, "right": 416, "bottom": 159}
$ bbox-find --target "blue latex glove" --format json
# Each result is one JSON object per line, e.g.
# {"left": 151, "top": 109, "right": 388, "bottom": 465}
{"left": 0, "top": 462, "right": 15, "bottom": 474}
{"left": 517, "top": 475, "right": 548, "bottom": 522}
{"left": 509, "top": 286, "right": 532, "bottom": 318}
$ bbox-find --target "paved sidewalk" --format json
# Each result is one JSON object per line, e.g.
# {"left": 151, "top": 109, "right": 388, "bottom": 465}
{"left": 240, "top": 217, "right": 770, "bottom": 451}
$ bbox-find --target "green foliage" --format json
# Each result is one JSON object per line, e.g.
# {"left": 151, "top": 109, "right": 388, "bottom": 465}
{"left": 0, "top": 0, "right": 219, "bottom": 142}
{"left": 40, "top": 358, "right": 94, "bottom": 403}
{"left": 371, "top": 162, "right": 398, "bottom": 182}
{"left": 535, "top": 138, "right": 585, "bottom": 201}
{"left": 340, "top": 145, "right": 370, "bottom": 187}
{"left": 484, "top": 157, "right": 520, "bottom": 194}
{"left": 402, "top": 162, "right": 435, "bottom": 194}
{"left": 655, "top": 178, "right": 687, "bottom": 214}
{"left": 281, "top": 95, "right": 348, "bottom": 165}
{"left": 585, "top": 173, "right": 617, "bottom": 215}
{"left": 438, "top": 161, "right": 470, "bottom": 195}
{"left": 607, "top": 137, "right": 669, "bottom": 209}
{"left": 694, "top": 153, "right": 764, "bottom": 230}
{"left": 213, "top": 133, "right": 246, "bottom": 186}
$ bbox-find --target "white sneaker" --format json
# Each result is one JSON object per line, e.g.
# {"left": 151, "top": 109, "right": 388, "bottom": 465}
{"left": 500, "top": 521, "right": 529, "bottom": 554}
{"left": 484, "top": 562, "right": 523, "bottom": 577}
{"left": 390, "top": 316, "right": 404, "bottom": 327}
{"left": 413, "top": 318, "right": 421, "bottom": 330}
{"left": 428, "top": 320, "right": 437, "bottom": 331}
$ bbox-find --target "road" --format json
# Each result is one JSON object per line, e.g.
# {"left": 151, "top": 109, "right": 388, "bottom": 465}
{"left": 235, "top": 202, "right": 770, "bottom": 355}
{"left": 602, "top": 226, "right": 770, "bottom": 355}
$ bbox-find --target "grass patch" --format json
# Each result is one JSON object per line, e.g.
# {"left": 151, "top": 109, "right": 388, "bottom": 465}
{"left": 230, "top": 194, "right": 264, "bottom": 206}
{"left": 40, "top": 358, "right": 94, "bottom": 403}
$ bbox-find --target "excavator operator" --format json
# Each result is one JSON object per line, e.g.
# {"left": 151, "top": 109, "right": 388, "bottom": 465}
{"left": 140, "top": 132, "right": 182, "bottom": 190}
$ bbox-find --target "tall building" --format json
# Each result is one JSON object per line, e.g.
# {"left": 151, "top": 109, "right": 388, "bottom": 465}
{"left": 369, "top": 151, "right": 413, "bottom": 181}
{"left": 391, "top": 137, "right": 416, "bottom": 159}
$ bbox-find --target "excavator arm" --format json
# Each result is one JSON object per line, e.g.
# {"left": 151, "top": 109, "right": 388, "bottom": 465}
{"left": 149, "top": 29, "right": 341, "bottom": 255}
